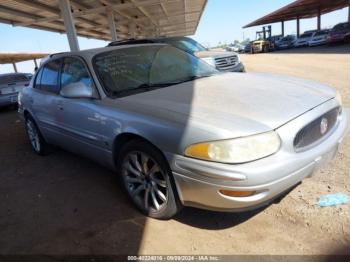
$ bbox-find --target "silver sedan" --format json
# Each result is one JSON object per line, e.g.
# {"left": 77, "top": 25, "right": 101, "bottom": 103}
{"left": 18, "top": 44, "right": 349, "bottom": 219}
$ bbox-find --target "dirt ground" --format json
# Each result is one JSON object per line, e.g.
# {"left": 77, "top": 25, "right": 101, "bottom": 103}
{"left": 0, "top": 45, "right": 350, "bottom": 257}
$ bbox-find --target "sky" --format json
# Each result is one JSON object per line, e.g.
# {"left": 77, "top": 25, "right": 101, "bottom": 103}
{"left": 0, "top": 0, "right": 349, "bottom": 73}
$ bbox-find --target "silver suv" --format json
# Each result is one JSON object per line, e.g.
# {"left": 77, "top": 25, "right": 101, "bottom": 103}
{"left": 0, "top": 73, "right": 32, "bottom": 107}
{"left": 108, "top": 37, "right": 245, "bottom": 72}
{"left": 19, "top": 44, "right": 349, "bottom": 219}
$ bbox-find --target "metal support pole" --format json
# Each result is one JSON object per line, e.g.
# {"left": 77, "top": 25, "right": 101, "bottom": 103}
{"left": 297, "top": 18, "right": 300, "bottom": 37}
{"left": 12, "top": 62, "right": 18, "bottom": 73}
{"left": 281, "top": 21, "right": 285, "bottom": 36}
{"left": 34, "top": 59, "right": 38, "bottom": 68}
{"left": 59, "top": 0, "right": 80, "bottom": 51}
{"left": 317, "top": 8, "right": 321, "bottom": 30}
{"left": 107, "top": 10, "right": 117, "bottom": 41}
{"left": 129, "top": 22, "right": 136, "bottom": 39}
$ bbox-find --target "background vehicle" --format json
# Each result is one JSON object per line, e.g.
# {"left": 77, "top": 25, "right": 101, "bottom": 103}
{"left": 0, "top": 73, "right": 32, "bottom": 107}
{"left": 243, "top": 43, "right": 252, "bottom": 53}
{"left": 294, "top": 31, "right": 317, "bottom": 47}
{"left": 275, "top": 35, "right": 297, "bottom": 49}
{"left": 327, "top": 22, "right": 350, "bottom": 44}
{"left": 226, "top": 43, "right": 244, "bottom": 53}
{"left": 308, "top": 30, "right": 330, "bottom": 46}
{"left": 108, "top": 37, "right": 245, "bottom": 72}
{"left": 251, "top": 26, "right": 275, "bottom": 53}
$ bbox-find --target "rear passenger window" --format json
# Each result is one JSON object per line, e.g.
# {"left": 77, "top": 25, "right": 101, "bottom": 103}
{"left": 40, "top": 60, "right": 61, "bottom": 94}
{"left": 61, "top": 57, "right": 93, "bottom": 89}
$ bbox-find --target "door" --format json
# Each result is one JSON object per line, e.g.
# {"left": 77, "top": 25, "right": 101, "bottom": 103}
{"left": 52, "top": 56, "right": 111, "bottom": 162}
{"left": 29, "top": 58, "right": 62, "bottom": 142}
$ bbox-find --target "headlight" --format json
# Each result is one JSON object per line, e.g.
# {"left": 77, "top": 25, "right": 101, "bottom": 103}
{"left": 184, "top": 131, "right": 281, "bottom": 164}
{"left": 202, "top": 57, "right": 216, "bottom": 68}
{"left": 335, "top": 91, "right": 342, "bottom": 106}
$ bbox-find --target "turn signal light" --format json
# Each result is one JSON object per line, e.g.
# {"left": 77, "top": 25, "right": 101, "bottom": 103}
{"left": 219, "top": 190, "right": 256, "bottom": 197}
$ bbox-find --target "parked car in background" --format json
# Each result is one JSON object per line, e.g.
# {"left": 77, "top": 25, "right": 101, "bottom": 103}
{"left": 108, "top": 37, "right": 245, "bottom": 72}
{"left": 0, "top": 73, "right": 32, "bottom": 107}
{"left": 226, "top": 43, "right": 244, "bottom": 53}
{"left": 309, "top": 30, "right": 330, "bottom": 46}
{"left": 243, "top": 43, "right": 252, "bottom": 53}
{"left": 294, "top": 31, "right": 317, "bottom": 47}
{"left": 327, "top": 22, "right": 350, "bottom": 44}
{"left": 19, "top": 44, "right": 349, "bottom": 219}
{"left": 275, "top": 35, "right": 297, "bottom": 49}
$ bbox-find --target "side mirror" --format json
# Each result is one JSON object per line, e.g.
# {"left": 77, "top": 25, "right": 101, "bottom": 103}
{"left": 60, "top": 82, "right": 96, "bottom": 99}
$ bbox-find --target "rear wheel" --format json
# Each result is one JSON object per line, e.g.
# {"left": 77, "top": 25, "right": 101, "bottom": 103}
{"left": 25, "top": 116, "right": 48, "bottom": 155}
{"left": 117, "top": 140, "right": 181, "bottom": 219}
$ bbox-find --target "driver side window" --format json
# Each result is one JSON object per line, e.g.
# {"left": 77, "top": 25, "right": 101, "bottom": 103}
{"left": 60, "top": 57, "right": 93, "bottom": 90}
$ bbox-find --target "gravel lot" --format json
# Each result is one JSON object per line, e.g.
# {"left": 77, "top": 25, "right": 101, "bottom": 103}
{"left": 0, "top": 45, "right": 349, "bottom": 257}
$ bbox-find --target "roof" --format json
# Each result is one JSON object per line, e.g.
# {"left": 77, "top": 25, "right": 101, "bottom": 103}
{"left": 0, "top": 0, "right": 207, "bottom": 41}
{"left": 244, "top": 0, "right": 350, "bottom": 28}
{"left": 0, "top": 52, "right": 49, "bottom": 64}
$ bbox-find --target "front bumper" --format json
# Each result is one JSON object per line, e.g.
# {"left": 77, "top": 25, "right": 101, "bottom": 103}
{"left": 0, "top": 93, "right": 18, "bottom": 107}
{"left": 167, "top": 100, "right": 350, "bottom": 212}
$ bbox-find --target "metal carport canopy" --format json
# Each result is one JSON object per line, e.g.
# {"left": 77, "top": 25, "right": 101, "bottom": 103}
{"left": 0, "top": 52, "right": 48, "bottom": 72}
{"left": 0, "top": 0, "right": 207, "bottom": 51}
{"left": 243, "top": 0, "right": 350, "bottom": 28}
{"left": 0, "top": 53, "right": 48, "bottom": 64}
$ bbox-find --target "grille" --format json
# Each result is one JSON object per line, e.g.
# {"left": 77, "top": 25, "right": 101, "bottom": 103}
{"left": 214, "top": 56, "right": 238, "bottom": 71}
{"left": 294, "top": 107, "right": 340, "bottom": 150}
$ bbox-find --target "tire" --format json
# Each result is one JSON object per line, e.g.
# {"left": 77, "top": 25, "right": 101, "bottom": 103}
{"left": 117, "top": 139, "right": 181, "bottom": 219}
{"left": 25, "top": 116, "right": 49, "bottom": 155}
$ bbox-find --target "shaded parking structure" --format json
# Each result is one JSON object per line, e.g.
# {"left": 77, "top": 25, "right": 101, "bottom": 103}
{"left": 0, "top": 0, "right": 207, "bottom": 51}
{"left": 244, "top": 0, "right": 350, "bottom": 37}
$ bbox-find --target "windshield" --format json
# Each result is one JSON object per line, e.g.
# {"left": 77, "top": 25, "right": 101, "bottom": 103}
{"left": 332, "top": 23, "right": 349, "bottom": 31}
{"left": 300, "top": 33, "right": 313, "bottom": 38}
{"left": 314, "top": 30, "right": 328, "bottom": 36}
{"left": 159, "top": 38, "right": 207, "bottom": 54}
{"left": 93, "top": 45, "right": 218, "bottom": 98}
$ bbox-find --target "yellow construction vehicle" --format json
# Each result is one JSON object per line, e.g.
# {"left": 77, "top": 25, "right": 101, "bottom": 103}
{"left": 251, "top": 26, "right": 274, "bottom": 54}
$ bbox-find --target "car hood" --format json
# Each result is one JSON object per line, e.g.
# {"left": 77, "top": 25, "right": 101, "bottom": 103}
{"left": 194, "top": 50, "right": 237, "bottom": 59}
{"left": 113, "top": 73, "right": 335, "bottom": 138}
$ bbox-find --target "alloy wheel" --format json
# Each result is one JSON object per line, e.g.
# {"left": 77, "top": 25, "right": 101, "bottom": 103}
{"left": 122, "top": 151, "right": 168, "bottom": 212}
{"left": 26, "top": 119, "right": 41, "bottom": 152}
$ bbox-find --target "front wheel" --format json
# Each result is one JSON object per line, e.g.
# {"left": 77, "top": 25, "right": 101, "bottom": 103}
{"left": 118, "top": 140, "right": 181, "bottom": 219}
{"left": 25, "top": 116, "right": 48, "bottom": 155}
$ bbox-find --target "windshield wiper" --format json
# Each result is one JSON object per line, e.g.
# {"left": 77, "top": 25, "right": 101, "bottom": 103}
{"left": 111, "top": 75, "right": 214, "bottom": 98}
{"left": 155, "top": 75, "right": 214, "bottom": 86}
{"left": 111, "top": 83, "right": 175, "bottom": 97}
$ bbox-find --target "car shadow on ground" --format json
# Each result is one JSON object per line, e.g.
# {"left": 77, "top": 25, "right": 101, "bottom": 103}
{"left": 173, "top": 207, "right": 264, "bottom": 230}
{"left": 0, "top": 108, "right": 147, "bottom": 254}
